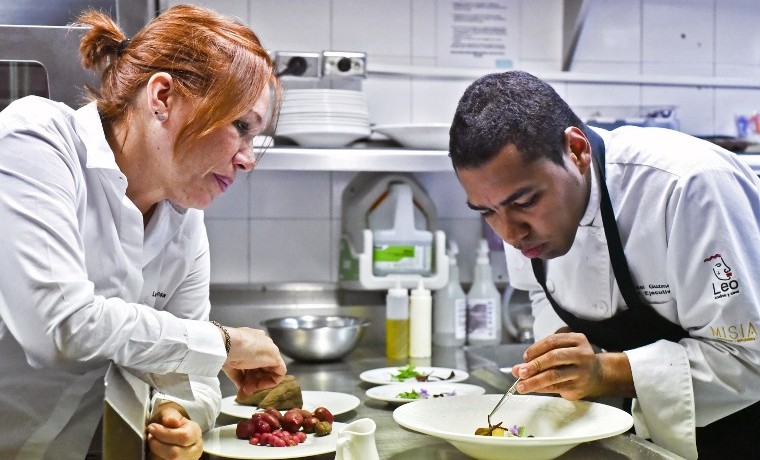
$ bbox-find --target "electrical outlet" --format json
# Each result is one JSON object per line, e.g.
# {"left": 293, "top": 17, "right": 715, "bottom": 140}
{"left": 274, "top": 51, "right": 321, "bottom": 78}
{"left": 322, "top": 51, "right": 367, "bottom": 78}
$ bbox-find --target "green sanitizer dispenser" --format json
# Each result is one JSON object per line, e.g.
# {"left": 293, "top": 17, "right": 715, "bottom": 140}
{"left": 372, "top": 182, "right": 433, "bottom": 276}
{"left": 339, "top": 173, "right": 449, "bottom": 290}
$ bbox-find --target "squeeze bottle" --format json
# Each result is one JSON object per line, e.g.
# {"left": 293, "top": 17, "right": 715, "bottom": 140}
{"left": 433, "top": 241, "right": 467, "bottom": 347}
{"left": 466, "top": 239, "right": 502, "bottom": 346}
{"left": 385, "top": 278, "right": 409, "bottom": 359}
{"left": 409, "top": 279, "right": 432, "bottom": 358}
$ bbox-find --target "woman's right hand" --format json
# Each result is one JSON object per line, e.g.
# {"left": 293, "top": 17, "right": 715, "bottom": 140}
{"left": 221, "top": 327, "right": 287, "bottom": 396}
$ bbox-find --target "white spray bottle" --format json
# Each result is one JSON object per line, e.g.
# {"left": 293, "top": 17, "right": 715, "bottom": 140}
{"left": 433, "top": 240, "right": 467, "bottom": 347}
{"left": 466, "top": 239, "right": 502, "bottom": 346}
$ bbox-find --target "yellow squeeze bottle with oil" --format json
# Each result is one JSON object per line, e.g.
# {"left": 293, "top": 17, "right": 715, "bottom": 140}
{"left": 385, "top": 278, "right": 409, "bottom": 359}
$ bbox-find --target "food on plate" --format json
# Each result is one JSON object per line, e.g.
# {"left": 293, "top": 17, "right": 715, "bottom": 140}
{"left": 474, "top": 422, "right": 532, "bottom": 437}
{"left": 396, "top": 388, "right": 456, "bottom": 399}
{"left": 234, "top": 374, "right": 303, "bottom": 409}
{"left": 235, "top": 405, "right": 334, "bottom": 447}
{"left": 314, "top": 420, "right": 332, "bottom": 436}
{"left": 390, "top": 364, "right": 456, "bottom": 382}
{"left": 313, "top": 406, "right": 335, "bottom": 424}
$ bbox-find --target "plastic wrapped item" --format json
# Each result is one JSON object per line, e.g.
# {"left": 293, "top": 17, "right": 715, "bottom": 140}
{"left": 576, "top": 105, "right": 679, "bottom": 131}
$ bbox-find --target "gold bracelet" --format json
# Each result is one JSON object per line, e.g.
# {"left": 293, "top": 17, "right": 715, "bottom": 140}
{"left": 211, "top": 320, "right": 231, "bottom": 355}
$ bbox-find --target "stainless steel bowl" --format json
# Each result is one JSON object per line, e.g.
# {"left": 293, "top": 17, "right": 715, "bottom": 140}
{"left": 261, "top": 315, "right": 370, "bottom": 362}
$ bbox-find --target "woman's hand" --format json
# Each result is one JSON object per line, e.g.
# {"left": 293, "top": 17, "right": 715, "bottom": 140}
{"left": 222, "top": 327, "right": 288, "bottom": 396}
{"left": 512, "top": 332, "right": 635, "bottom": 400}
{"left": 147, "top": 402, "right": 203, "bottom": 460}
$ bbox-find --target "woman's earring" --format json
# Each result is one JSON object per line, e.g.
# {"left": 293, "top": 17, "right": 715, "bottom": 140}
{"left": 154, "top": 111, "right": 166, "bottom": 122}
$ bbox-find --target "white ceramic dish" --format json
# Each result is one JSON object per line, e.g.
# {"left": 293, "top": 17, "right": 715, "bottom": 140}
{"left": 359, "top": 366, "right": 469, "bottom": 385}
{"left": 203, "top": 422, "right": 346, "bottom": 459}
{"left": 276, "top": 128, "right": 370, "bottom": 148}
{"left": 393, "top": 394, "right": 633, "bottom": 460}
{"left": 220, "top": 391, "right": 361, "bottom": 419}
{"left": 365, "top": 382, "right": 485, "bottom": 404}
{"left": 372, "top": 123, "right": 450, "bottom": 150}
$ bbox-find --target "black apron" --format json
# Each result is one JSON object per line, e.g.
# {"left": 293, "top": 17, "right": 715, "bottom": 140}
{"left": 530, "top": 128, "right": 760, "bottom": 459}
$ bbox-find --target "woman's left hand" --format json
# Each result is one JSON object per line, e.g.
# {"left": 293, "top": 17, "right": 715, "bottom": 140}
{"left": 146, "top": 402, "right": 204, "bottom": 460}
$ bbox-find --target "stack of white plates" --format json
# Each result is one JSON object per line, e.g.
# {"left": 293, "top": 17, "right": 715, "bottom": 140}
{"left": 276, "top": 89, "right": 371, "bottom": 148}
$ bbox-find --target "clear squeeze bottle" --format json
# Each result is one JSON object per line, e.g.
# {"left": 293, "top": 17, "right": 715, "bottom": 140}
{"left": 385, "top": 278, "right": 409, "bottom": 359}
{"left": 466, "top": 239, "right": 502, "bottom": 346}
{"left": 433, "top": 241, "right": 467, "bottom": 347}
{"left": 409, "top": 278, "right": 432, "bottom": 358}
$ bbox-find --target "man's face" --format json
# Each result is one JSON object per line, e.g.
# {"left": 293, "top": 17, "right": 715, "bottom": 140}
{"left": 456, "top": 140, "right": 590, "bottom": 260}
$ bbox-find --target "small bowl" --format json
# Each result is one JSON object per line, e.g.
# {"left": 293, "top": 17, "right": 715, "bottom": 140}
{"left": 261, "top": 315, "right": 370, "bottom": 362}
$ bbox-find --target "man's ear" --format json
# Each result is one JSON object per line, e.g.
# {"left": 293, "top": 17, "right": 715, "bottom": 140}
{"left": 563, "top": 126, "right": 592, "bottom": 174}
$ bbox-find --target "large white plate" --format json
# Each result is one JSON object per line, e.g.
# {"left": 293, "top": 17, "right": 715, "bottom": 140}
{"left": 393, "top": 394, "right": 633, "bottom": 460}
{"left": 220, "top": 391, "right": 360, "bottom": 419}
{"left": 359, "top": 366, "right": 469, "bottom": 385}
{"left": 366, "top": 382, "right": 485, "bottom": 404}
{"left": 203, "top": 422, "right": 345, "bottom": 459}
{"left": 373, "top": 123, "right": 449, "bottom": 150}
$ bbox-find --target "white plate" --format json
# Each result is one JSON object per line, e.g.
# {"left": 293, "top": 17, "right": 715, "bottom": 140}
{"left": 276, "top": 129, "right": 370, "bottom": 148}
{"left": 373, "top": 123, "right": 449, "bottom": 150}
{"left": 203, "top": 422, "right": 345, "bottom": 459}
{"left": 366, "top": 382, "right": 485, "bottom": 404}
{"left": 393, "top": 394, "right": 633, "bottom": 460}
{"left": 220, "top": 391, "right": 360, "bottom": 419}
{"left": 359, "top": 366, "right": 469, "bottom": 385}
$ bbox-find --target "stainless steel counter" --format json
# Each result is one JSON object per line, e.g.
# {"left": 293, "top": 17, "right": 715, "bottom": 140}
{"left": 211, "top": 345, "right": 685, "bottom": 460}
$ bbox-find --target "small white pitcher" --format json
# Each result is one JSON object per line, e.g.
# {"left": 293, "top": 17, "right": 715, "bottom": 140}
{"left": 334, "top": 418, "right": 379, "bottom": 460}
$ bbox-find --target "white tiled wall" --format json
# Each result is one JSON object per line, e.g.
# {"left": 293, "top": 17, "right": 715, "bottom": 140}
{"left": 162, "top": 0, "right": 760, "bottom": 286}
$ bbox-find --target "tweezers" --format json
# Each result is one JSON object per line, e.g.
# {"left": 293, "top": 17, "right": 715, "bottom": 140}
{"left": 488, "top": 378, "right": 521, "bottom": 427}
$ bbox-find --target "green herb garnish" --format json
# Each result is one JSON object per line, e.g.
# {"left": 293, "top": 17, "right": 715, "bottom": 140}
{"left": 390, "top": 364, "right": 422, "bottom": 382}
{"left": 396, "top": 389, "right": 422, "bottom": 399}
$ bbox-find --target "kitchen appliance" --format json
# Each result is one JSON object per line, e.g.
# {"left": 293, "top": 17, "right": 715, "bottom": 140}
{"left": 0, "top": 0, "right": 156, "bottom": 111}
{"left": 339, "top": 172, "right": 449, "bottom": 290}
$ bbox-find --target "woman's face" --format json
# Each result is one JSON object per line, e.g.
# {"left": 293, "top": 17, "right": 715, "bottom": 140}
{"left": 165, "top": 89, "right": 272, "bottom": 210}
{"left": 456, "top": 135, "right": 591, "bottom": 260}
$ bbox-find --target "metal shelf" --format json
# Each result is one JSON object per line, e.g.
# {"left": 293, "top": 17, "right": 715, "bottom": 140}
{"left": 255, "top": 146, "right": 454, "bottom": 172}
{"left": 254, "top": 147, "right": 760, "bottom": 176}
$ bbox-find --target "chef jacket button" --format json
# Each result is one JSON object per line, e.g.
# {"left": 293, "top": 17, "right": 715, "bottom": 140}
{"left": 546, "top": 280, "right": 555, "bottom": 293}
{"left": 594, "top": 301, "right": 607, "bottom": 312}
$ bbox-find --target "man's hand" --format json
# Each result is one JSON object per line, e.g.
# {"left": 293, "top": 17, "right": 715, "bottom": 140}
{"left": 146, "top": 402, "right": 203, "bottom": 460}
{"left": 222, "top": 327, "right": 287, "bottom": 396}
{"left": 512, "top": 332, "right": 635, "bottom": 400}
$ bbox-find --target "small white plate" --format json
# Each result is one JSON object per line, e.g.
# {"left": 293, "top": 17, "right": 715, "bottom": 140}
{"left": 220, "top": 391, "right": 360, "bottom": 419}
{"left": 359, "top": 366, "right": 469, "bottom": 385}
{"left": 366, "top": 382, "right": 485, "bottom": 404}
{"left": 203, "top": 422, "right": 345, "bottom": 459}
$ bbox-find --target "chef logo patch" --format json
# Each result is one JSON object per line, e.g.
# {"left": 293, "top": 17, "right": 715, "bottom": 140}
{"left": 705, "top": 253, "right": 739, "bottom": 300}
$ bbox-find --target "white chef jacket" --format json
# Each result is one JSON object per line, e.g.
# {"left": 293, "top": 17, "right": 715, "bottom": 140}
{"left": 0, "top": 96, "right": 227, "bottom": 460}
{"left": 505, "top": 126, "right": 760, "bottom": 459}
